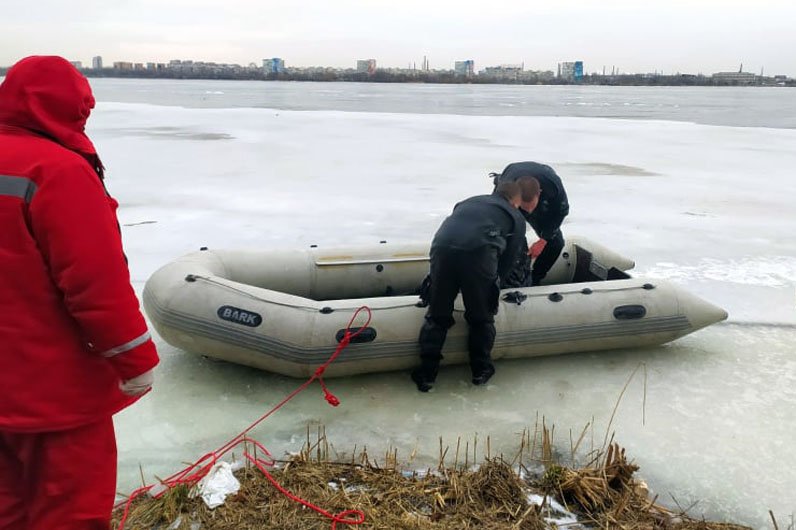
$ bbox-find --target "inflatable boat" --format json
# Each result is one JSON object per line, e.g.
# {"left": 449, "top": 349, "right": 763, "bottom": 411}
{"left": 142, "top": 237, "right": 727, "bottom": 378}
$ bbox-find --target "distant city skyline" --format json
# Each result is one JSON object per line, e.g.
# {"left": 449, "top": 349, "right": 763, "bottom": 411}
{"left": 3, "top": 0, "right": 796, "bottom": 77}
{"left": 48, "top": 56, "right": 779, "bottom": 78}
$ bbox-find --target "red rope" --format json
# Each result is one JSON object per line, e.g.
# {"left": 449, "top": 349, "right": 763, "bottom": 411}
{"left": 116, "top": 306, "right": 372, "bottom": 529}
{"left": 243, "top": 437, "right": 365, "bottom": 530}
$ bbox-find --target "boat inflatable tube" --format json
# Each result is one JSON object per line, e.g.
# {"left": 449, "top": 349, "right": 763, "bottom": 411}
{"left": 143, "top": 237, "right": 727, "bottom": 378}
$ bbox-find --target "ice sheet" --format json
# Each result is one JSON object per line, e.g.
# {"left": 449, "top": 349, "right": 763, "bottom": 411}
{"left": 88, "top": 100, "right": 796, "bottom": 528}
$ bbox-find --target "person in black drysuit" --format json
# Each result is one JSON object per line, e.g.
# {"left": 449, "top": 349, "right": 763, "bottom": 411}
{"left": 493, "top": 161, "right": 569, "bottom": 288}
{"left": 412, "top": 178, "right": 540, "bottom": 392}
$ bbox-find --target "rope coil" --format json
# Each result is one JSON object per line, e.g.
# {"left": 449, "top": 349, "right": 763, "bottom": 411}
{"left": 116, "top": 306, "right": 372, "bottom": 529}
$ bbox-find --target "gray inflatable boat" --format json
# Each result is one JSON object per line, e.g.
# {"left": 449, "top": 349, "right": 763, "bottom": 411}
{"left": 142, "top": 237, "right": 727, "bottom": 378}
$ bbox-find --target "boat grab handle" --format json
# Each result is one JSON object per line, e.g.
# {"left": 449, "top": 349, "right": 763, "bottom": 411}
{"left": 335, "top": 327, "right": 377, "bottom": 343}
{"left": 613, "top": 305, "right": 647, "bottom": 320}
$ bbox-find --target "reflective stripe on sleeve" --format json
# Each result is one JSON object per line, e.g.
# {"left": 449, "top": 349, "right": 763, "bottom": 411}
{"left": 0, "top": 175, "right": 37, "bottom": 203}
{"left": 101, "top": 332, "right": 152, "bottom": 358}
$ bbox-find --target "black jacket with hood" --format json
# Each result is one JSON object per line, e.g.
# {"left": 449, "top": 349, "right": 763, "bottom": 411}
{"left": 494, "top": 161, "right": 569, "bottom": 239}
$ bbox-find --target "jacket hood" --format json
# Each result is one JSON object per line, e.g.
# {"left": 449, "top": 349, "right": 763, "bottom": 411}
{"left": 0, "top": 55, "right": 101, "bottom": 168}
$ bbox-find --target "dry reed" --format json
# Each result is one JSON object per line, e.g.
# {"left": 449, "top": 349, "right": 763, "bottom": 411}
{"left": 113, "top": 422, "right": 753, "bottom": 530}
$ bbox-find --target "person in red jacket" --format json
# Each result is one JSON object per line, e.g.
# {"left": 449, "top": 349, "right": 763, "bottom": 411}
{"left": 0, "top": 56, "right": 159, "bottom": 530}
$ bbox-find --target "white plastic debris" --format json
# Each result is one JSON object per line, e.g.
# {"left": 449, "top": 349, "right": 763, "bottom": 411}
{"left": 197, "top": 462, "right": 241, "bottom": 509}
{"left": 527, "top": 493, "right": 582, "bottom": 527}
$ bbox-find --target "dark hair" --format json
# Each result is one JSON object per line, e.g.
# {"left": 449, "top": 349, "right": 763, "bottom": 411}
{"left": 495, "top": 180, "right": 521, "bottom": 201}
{"left": 515, "top": 176, "right": 540, "bottom": 202}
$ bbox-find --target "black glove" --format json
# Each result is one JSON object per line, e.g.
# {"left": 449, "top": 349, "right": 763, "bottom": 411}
{"left": 417, "top": 274, "right": 432, "bottom": 307}
{"left": 500, "top": 251, "right": 532, "bottom": 289}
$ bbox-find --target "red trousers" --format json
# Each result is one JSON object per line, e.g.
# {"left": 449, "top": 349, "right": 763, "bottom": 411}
{"left": 0, "top": 419, "right": 117, "bottom": 530}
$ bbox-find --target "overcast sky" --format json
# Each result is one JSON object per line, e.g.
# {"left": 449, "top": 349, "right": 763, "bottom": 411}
{"left": 3, "top": 0, "right": 795, "bottom": 76}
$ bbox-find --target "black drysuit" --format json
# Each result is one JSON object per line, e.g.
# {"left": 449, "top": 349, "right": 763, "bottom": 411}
{"left": 494, "top": 161, "right": 569, "bottom": 287}
{"left": 416, "top": 194, "right": 526, "bottom": 384}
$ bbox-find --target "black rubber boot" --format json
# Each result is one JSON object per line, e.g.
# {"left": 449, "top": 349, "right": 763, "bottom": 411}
{"left": 410, "top": 370, "right": 433, "bottom": 392}
{"left": 472, "top": 365, "right": 496, "bottom": 386}
{"left": 410, "top": 360, "right": 439, "bottom": 392}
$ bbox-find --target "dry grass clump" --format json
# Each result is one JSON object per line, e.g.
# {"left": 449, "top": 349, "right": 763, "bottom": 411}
{"left": 114, "top": 423, "right": 754, "bottom": 530}
{"left": 115, "top": 448, "right": 541, "bottom": 529}
{"left": 542, "top": 443, "right": 639, "bottom": 513}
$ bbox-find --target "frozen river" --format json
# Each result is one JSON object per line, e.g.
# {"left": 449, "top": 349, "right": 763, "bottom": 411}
{"left": 84, "top": 81, "right": 795, "bottom": 528}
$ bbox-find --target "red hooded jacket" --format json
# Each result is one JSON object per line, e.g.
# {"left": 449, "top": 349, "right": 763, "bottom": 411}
{"left": 0, "top": 56, "right": 159, "bottom": 432}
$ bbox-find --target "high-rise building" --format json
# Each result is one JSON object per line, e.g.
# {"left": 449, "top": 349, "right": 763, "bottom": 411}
{"left": 481, "top": 64, "right": 523, "bottom": 80}
{"left": 92, "top": 56, "right": 103, "bottom": 69}
{"left": 70, "top": 61, "right": 83, "bottom": 70}
{"left": 356, "top": 59, "right": 377, "bottom": 75}
{"left": 454, "top": 60, "right": 475, "bottom": 77}
{"left": 558, "top": 61, "right": 584, "bottom": 81}
{"left": 262, "top": 58, "right": 286, "bottom": 74}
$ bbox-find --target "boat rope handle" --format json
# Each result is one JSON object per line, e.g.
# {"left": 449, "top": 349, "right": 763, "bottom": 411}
{"left": 187, "top": 274, "right": 658, "bottom": 312}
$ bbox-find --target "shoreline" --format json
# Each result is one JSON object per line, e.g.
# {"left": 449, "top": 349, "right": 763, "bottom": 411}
{"left": 113, "top": 427, "right": 763, "bottom": 529}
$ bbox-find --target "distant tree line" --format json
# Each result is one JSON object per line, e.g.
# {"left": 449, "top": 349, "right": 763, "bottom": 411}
{"left": 581, "top": 74, "right": 795, "bottom": 87}
{"left": 82, "top": 70, "right": 796, "bottom": 87}
{"left": 85, "top": 68, "right": 263, "bottom": 81}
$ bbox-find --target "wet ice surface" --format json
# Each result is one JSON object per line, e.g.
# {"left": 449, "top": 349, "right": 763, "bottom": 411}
{"left": 89, "top": 98, "right": 796, "bottom": 528}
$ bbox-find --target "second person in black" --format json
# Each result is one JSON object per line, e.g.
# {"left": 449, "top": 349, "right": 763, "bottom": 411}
{"left": 493, "top": 161, "right": 569, "bottom": 287}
